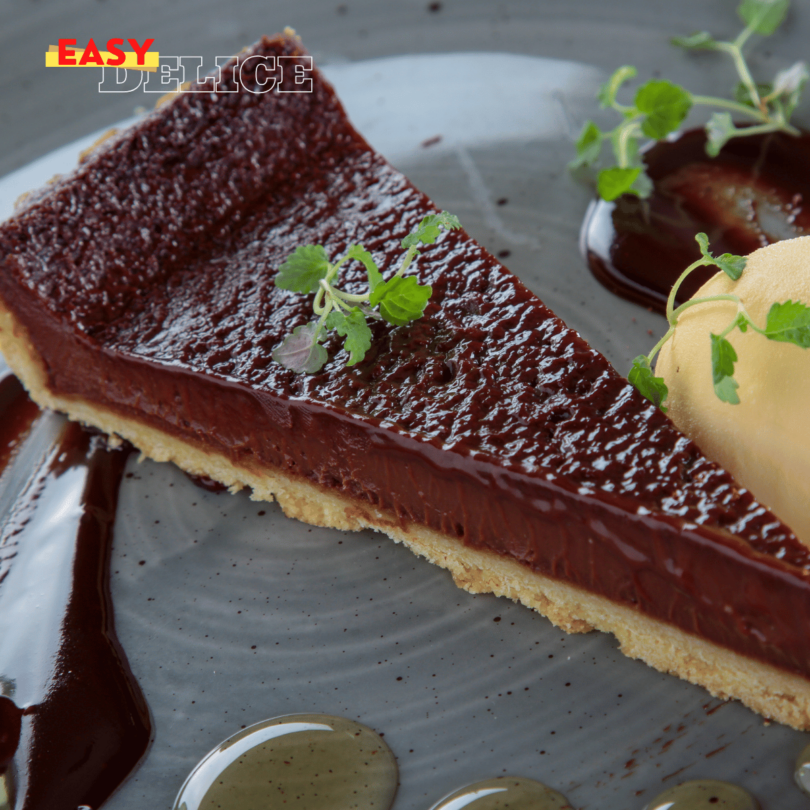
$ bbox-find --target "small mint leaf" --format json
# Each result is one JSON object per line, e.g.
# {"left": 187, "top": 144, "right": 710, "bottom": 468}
{"left": 325, "top": 307, "right": 373, "bottom": 365}
{"left": 401, "top": 211, "right": 461, "bottom": 249}
{"left": 346, "top": 244, "right": 383, "bottom": 292}
{"left": 324, "top": 310, "right": 343, "bottom": 330}
{"left": 711, "top": 333, "right": 740, "bottom": 404}
{"left": 629, "top": 355, "right": 669, "bottom": 411}
{"left": 714, "top": 252, "right": 747, "bottom": 281}
{"left": 773, "top": 61, "right": 808, "bottom": 95}
{"left": 773, "top": 61, "right": 809, "bottom": 118}
{"left": 705, "top": 112, "right": 737, "bottom": 157}
{"left": 370, "top": 276, "right": 433, "bottom": 326}
{"left": 635, "top": 79, "right": 692, "bottom": 139}
{"left": 764, "top": 299, "right": 810, "bottom": 347}
{"left": 597, "top": 166, "right": 641, "bottom": 201}
{"left": 734, "top": 80, "right": 773, "bottom": 108}
{"left": 737, "top": 0, "right": 790, "bottom": 36}
{"left": 694, "top": 232, "right": 746, "bottom": 279}
{"left": 695, "top": 232, "right": 712, "bottom": 259}
{"left": 671, "top": 31, "right": 718, "bottom": 50}
{"left": 609, "top": 127, "right": 643, "bottom": 169}
{"left": 276, "top": 245, "right": 330, "bottom": 294}
{"left": 598, "top": 65, "right": 637, "bottom": 108}
{"left": 630, "top": 168, "right": 654, "bottom": 198}
{"left": 272, "top": 322, "right": 328, "bottom": 374}
{"left": 569, "top": 121, "right": 603, "bottom": 169}
{"left": 714, "top": 375, "right": 741, "bottom": 403}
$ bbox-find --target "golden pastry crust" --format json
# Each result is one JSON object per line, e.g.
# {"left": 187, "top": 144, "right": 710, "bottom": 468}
{"left": 2, "top": 293, "right": 810, "bottom": 730}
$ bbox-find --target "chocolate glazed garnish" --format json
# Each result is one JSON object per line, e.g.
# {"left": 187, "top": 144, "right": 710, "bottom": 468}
{"left": 581, "top": 128, "right": 810, "bottom": 312}
{"left": 0, "top": 404, "right": 151, "bottom": 810}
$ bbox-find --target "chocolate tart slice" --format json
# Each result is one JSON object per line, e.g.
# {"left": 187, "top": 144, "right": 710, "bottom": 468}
{"left": 2, "top": 33, "right": 810, "bottom": 728}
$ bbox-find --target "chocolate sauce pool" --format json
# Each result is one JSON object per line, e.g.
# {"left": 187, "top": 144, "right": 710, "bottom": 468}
{"left": 581, "top": 128, "right": 810, "bottom": 312}
{"left": 0, "top": 375, "right": 150, "bottom": 810}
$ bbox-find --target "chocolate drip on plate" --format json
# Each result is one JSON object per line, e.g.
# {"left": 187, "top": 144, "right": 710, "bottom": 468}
{"left": 0, "top": 373, "right": 39, "bottom": 477}
{"left": 0, "top": 406, "right": 151, "bottom": 810}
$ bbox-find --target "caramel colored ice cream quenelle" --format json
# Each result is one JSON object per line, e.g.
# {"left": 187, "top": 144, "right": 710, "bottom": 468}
{"left": 656, "top": 236, "right": 810, "bottom": 546}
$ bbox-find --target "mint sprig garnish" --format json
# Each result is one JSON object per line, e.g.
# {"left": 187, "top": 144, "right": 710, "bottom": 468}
{"left": 764, "top": 300, "right": 810, "bottom": 346}
{"left": 738, "top": 0, "right": 789, "bottom": 35}
{"left": 571, "top": 0, "right": 805, "bottom": 201}
{"left": 710, "top": 333, "right": 741, "bottom": 404}
{"left": 635, "top": 79, "right": 693, "bottom": 140}
{"left": 628, "top": 355, "right": 669, "bottom": 411}
{"left": 695, "top": 232, "right": 745, "bottom": 280}
{"left": 324, "top": 308, "right": 373, "bottom": 365}
{"left": 368, "top": 275, "right": 433, "bottom": 325}
{"left": 629, "top": 233, "right": 810, "bottom": 409}
{"left": 272, "top": 211, "right": 461, "bottom": 374}
{"left": 272, "top": 323, "right": 329, "bottom": 374}
{"left": 275, "top": 244, "right": 331, "bottom": 293}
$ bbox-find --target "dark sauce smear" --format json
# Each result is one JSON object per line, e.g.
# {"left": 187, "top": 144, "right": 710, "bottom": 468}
{"left": 0, "top": 390, "right": 151, "bottom": 809}
{"left": 0, "top": 374, "right": 39, "bottom": 475}
{"left": 581, "top": 128, "right": 810, "bottom": 312}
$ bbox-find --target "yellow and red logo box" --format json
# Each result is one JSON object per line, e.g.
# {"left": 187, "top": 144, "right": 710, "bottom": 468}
{"left": 46, "top": 39, "right": 158, "bottom": 71}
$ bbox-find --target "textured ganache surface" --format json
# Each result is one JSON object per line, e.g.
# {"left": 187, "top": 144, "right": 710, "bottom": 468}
{"left": 1, "top": 34, "right": 810, "bottom": 676}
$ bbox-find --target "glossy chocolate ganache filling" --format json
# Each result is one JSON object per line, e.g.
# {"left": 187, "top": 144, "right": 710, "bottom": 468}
{"left": 0, "top": 33, "right": 808, "bottom": 690}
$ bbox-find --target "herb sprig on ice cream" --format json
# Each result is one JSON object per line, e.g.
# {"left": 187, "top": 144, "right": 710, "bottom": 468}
{"left": 633, "top": 236, "right": 810, "bottom": 545}
{"left": 571, "top": 0, "right": 807, "bottom": 201}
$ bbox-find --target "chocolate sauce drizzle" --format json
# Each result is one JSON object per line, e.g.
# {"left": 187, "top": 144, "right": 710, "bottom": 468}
{"left": 0, "top": 375, "right": 39, "bottom": 476}
{"left": 0, "top": 375, "right": 150, "bottom": 810}
{"left": 581, "top": 128, "right": 810, "bottom": 312}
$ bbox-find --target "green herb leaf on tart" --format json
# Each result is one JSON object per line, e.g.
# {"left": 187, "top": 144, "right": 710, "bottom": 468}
{"left": 273, "top": 211, "right": 459, "bottom": 374}
{"left": 325, "top": 307, "right": 374, "bottom": 365}
{"left": 401, "top": 211, "right": 462, "bottom": 249}
{"left": 275, "top": 244, "right": 330, "bottom": 293}
{"left": 370, "top": 276, "right": 433, "bottom": 326}
{"left": 346, "top": 244, "right": 384, "bottom": 292}
{"left": 272, "top": 322, "right": 329, "bottom": 374}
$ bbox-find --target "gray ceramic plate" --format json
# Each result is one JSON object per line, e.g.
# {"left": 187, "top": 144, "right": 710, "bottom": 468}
{"left": 2, "top": 3, "right": 810, "bottom": 808}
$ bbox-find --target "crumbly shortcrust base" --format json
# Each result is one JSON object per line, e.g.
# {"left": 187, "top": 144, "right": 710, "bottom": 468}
{"left": 2, "top": 299, "right": 810, "bottom": 730}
